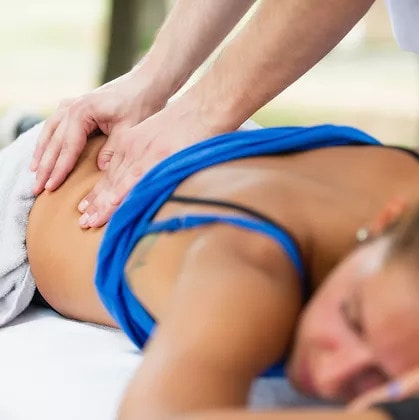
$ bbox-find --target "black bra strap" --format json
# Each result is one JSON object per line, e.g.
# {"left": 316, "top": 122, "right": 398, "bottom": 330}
{"left": 168, "top": 194, "right": 297, "bottom": 242}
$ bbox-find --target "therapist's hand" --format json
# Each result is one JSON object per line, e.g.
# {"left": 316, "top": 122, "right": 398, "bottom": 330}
{"left": 349, "top": 368, "right": 419, "bottom": 411}
{"left": 77, "top": 96, "right": 225, "bottom": 228}
{"left": 31, "top": 70, "right": 166, "bottom": 195}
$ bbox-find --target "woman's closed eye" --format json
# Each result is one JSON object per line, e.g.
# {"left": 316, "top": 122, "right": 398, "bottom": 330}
{"left": 340, "top": 298, "right": 364, "bottom": 337}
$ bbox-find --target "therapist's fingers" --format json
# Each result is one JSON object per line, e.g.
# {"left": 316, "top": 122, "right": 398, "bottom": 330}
{"left": 78, "top": 177, "right": 121, "bottom": 229}
{"left": 77, "top": 119, "right": 173, "bottom": 229}
{"left": 105, "top": 132, "right": 172, "bottom": 207}
{"left": 79, "top": 171, "right": 141, "bottom": 229}
{"left": 45, "top": 121, "right": 89, "bottom": 191}
{"left": 96, "top": 126, "right": 130, "bottom": 171}
{"left": 31, "top": 98, "right": 75, "bottom": 172}
{"left": 33, "top": 115, "right": 88, "bottom": 194}
{"left": 97, "top": 141, "right": 115, "bottom": 171}
{"left": 349, "top": 370, "right": 419, "bottom": 411}
{"left": 79, "top": 138, "right": 126, "bottom": 211}
{"left": 33, "top": 135, "right": 63, "bottom": 195}
{"left": 349, "top": 381, "right": 403, "bottom": 411}
{"left": 31, "top": 112, "right": 62, "bottom": 173}
{"left": 78, "top": 148, "right": 149, "bottom": 229}
{"left": 77, "top": 146, "right": 127, "bottom": 228}
{"left": 108, "top": 145, "right": 148, "bottom": 206}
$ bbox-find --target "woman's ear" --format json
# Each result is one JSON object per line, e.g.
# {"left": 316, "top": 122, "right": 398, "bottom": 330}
{"left": 368, "top": 196, "right": 409, "bottom": 236}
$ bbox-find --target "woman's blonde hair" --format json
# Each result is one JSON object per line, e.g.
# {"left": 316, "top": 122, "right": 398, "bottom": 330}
{"left": 385, "top": 204, "right": 419, "bottom": 268}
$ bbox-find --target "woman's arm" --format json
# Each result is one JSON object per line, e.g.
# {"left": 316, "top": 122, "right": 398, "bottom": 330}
{"left": 119, "top": 225, "right": 301, "bottom": 420}
{"left": 182, "top": 409, "right": 389, "bottom": 420}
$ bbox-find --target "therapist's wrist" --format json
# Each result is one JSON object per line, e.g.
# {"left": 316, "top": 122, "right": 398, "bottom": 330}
{"left": 130, "top": 52, "right": 190, "bottom": 111}
{"left": 124, "top": 67, "right": 167, "bottom": 118}
{"left": 183, "top": 80, "right": 246, "bottom": 137}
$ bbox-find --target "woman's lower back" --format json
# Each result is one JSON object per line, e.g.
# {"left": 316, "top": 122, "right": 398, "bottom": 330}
{"left": 27, "top": 135, "right": 116, "bottom": 326}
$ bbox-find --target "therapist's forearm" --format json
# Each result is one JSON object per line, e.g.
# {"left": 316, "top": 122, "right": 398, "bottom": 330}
{"left": 132, "top": 0, "right": 255, "bottom": 103}
{"left": 185, "top": 0, "right": 375, "bottom": 132}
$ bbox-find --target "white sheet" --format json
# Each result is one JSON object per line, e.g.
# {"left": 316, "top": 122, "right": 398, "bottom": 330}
{"left": 0, "top": 307, "right": 137, "bottom": 420}
{"left": 0, "top": 307, "right": 323, "bottom": 420}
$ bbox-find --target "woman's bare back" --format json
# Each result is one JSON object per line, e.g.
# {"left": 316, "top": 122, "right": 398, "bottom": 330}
{"left": 27, "top": 136, "right": 114, "bottom": 325}
{"left": 26, "top": 134, "right": 419, "bottom": 326}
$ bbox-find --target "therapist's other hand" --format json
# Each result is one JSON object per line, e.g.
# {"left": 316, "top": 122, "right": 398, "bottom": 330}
{"left": 31, "top": 71, "right": 165, "bottom": 195}
{"left": 349, "top": 368, "right": 419, "bottom": 411}
{"left": 77, "top": 98, "right": 222, "bottom": 229}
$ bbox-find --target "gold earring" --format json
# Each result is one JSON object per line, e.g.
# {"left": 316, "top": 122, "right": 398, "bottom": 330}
{"left": 356, "top": 227, "right": 370, "bottom": 243}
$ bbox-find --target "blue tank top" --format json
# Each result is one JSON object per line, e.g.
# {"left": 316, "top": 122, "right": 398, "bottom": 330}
{"left": 95, "top": 124, "right": 380, "bottom": 377}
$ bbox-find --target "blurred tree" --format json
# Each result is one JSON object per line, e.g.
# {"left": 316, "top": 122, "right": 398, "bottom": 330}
{"left": 102, "top": 0, "right": 167, "bottom": 84}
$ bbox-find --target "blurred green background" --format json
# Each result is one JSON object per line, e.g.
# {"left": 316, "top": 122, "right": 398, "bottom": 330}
{"left": 1, "top": 0, "right": 418, "bottom": 145}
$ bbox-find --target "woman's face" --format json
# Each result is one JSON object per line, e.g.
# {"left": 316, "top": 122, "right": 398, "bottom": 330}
{"left": 287, "top": 237, "right": 419, "bottom": 402}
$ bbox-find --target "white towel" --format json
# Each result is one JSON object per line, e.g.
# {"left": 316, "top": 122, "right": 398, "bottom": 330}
{"left": 0, "top": 123, "right": 43, "bottom": 326}
{"left": 0, "top": 119, "right": 260, "bottom": 327}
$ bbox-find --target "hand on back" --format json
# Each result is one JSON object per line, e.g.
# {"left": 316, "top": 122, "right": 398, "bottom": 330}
{"left": 76, "top": 95, "right": 222, "bottom": 228}
{"left": 31, "top": 70, "right": 166, "bottom": 196}
{"left": 32, "top": 76, "right": 224, "bottom": 228}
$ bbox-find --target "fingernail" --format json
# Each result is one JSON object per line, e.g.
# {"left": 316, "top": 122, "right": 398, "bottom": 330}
{"left": 387, "top": 381, "right": 402, "bottom": 400}
{"left": 79, "top": 213, "right": 90, "bottom": 226}
{"left": 110, "top": 194, "right": 122, "bottom": 206}
{"left": 88, "top": 213, "right": 98, "bottom": 225}
{"left": 45, "top": 179, "right": 53, "bottom": 190}
{"left": 78, "top": 200, "right": 89, "bottom": 212}
{"left": 30, "top": 162, "right": 37, "bottom": 172}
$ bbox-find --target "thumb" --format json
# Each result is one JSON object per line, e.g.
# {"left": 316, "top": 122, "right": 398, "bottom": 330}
{"left": 97, "top": 134, "right": 119, "bottom": 170}
{"left": 348, "top": 381, "right": 403, "bottom": 412}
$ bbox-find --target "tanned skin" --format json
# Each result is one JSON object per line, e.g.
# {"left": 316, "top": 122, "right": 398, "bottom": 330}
{"left": 26, "top": 134, "right": 419, "bottom": 419}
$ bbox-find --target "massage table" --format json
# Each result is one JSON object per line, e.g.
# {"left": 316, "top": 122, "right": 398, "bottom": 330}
{"left": 0, "top": 306, "right": 322, "bottom": 420}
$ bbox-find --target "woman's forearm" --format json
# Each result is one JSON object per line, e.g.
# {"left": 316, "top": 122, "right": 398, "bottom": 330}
{"left": 132, "top": 0, "right": 256, "bottom": 102}
{"left": 181, "top": 408, "right": 390, "bottom": 420}
{"left": 186, "top": 0, "right": 375, "bottom": 132}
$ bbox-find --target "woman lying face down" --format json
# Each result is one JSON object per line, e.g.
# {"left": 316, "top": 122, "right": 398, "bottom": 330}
{"left": 10, "top": 124, "right": 419, "bottom": 417}
{"left": 289, "top": 210, "right": 419, "bottom": 401}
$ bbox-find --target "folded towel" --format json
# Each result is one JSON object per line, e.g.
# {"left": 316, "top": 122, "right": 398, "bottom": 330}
{"left": 0, "top": 123, "right": 43, "bottom": 325}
